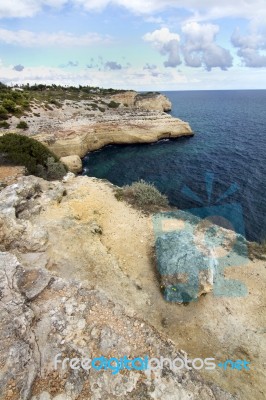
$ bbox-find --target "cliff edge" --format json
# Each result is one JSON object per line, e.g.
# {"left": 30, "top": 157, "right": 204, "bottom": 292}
{"left": 0, "top": 91, "right": 193, "bottom": 162}
{"left": 0, "top": 174, "right": 265, "bottom": 400}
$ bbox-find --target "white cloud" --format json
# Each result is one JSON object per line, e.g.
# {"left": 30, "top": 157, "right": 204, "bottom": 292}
{"left": 182, "top": 22, "right": 233, "bottom": 71}
{"left": 143, "top": 24, "right": 233, "bottom": 71}
{"left": 143, "top": 27, "right": 180, "bottom": 44}
{"left": 0, "top": 64, "right": 188, "bottom": 90}
{"left": 1, "top": 63, "right": 265, "bottom": 90}
{"left": 0, "top": 0, "right": 266, "bottom": 20}
{"left": 0, "top": 29, "right": 110, "bottom": 47}
{"left": 143, "top": 28, "right": 181, "bottom": 68}
{"left": 232, "top": 28, "right": 266, "bottom": 67}
{"left": 0, "top": 0, "right": 67, "bottom": 18}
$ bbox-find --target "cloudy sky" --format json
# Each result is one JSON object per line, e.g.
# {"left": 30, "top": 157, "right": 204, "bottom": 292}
{"left": 0, "top": 0, "right": 266, "bottom": 90}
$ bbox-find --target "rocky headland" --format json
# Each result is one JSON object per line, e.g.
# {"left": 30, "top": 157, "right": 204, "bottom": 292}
{"left": 0, "top": 91, "right": 193, "bottom": 172}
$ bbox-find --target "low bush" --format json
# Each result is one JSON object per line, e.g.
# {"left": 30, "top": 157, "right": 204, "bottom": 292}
{"left": 0, "top": 121, "right": 10, "bottom": 129}
{"left": 115, "top": 179, "right": 169, "bottom": 213}
{"left": 108, "top": 100, "right": 120, "bottom": 109}
{"left": 16, "top": 121, "right": 29, "bottom": 130}
{"left": 46, "top": 157, "right": 68, "bottom": 180}
{"left": 0, "top": 105, "right": 9, "bottom": 121}
{"left": 50, "top": 99, "right": 62, "bottom": 108}
{"left": 2, "top": 99, "right": 16, "bottom": 113}
{"left": 0, "top": 133, "right": 67, "bottom": 180}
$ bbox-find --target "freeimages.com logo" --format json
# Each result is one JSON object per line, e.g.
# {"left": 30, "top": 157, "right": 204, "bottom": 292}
{"left": 153, "top": 171, "right": 249, "bottom": 302}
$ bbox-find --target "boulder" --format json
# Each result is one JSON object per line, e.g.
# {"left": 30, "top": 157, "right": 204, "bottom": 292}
{"left": 60, "top": 155, "right": 82, "bottom": 174}
{"left": 153, "top": 210, "right": 248, "bottom": 303}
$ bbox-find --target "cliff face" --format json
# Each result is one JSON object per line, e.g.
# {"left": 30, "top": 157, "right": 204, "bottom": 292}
{"left": 35, "top": 109, "right": 193, "bottom": 158}
{"left": 0, "top": 92, "right": 192, "bottom": 161}
{"left": 0, "top": 174, "right": 265, "bottom": 400}
{"left": 135, "top": 93, "right": 172, "bottom": 112}
{"left": 111, "top": 91, "right": 172, "bottom": 112}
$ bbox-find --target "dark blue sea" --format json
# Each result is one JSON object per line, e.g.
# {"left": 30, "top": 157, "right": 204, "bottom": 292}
{"left": 82, "top": 90, "right": 266, "bottom": 243}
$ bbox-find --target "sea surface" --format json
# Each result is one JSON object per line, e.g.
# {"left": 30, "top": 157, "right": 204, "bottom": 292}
{"left": 82, "top": 90, "right": 266, "bottom": 242}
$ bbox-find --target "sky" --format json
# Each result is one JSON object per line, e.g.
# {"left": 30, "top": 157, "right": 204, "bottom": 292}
{"left": 0, "top": 0, "right": 266, "bottom": 90}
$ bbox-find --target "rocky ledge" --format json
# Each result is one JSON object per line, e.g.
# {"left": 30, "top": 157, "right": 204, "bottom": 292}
{"left": 34, "top": 108, "right": 193, "bottom": 159}
{"left": 0, "top": 174, "right": 265, "bottom": 399}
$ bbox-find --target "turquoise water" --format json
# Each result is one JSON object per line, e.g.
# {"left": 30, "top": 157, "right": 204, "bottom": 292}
{"left": 82, "top": 90, "right": 266, "bottom": 242}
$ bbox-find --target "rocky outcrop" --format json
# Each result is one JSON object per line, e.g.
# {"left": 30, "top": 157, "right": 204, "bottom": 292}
{"left": 60, "top": 155, "right": 82, "bottom": 174}
{"left": 111, "top": 91, "right": 172, "bottom": 112}
{"left": 153, "top": 211, "right": 249, "bottom": 303}
{"left": 1, "top": 92, "right": 192, "bottom": 158}
{"left": 0, "top": 175, "right": 265, "bottom": 399}
{"left": 110, "top": 90, "right": 137, "bottom": 107}
{"left": 0, "top": 175, "right": 234, "bottom": 400}
{"left": 34, "top": 109, "right": 193, "bottom": 158}
{"left": 0, "top": 251, "right": 235, "bottom": 400}
{"left": 134, "top": 93, "right": 172, "bottom": 112}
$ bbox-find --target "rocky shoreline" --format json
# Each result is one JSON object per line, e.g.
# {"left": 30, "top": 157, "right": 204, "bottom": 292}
{"left": 35, "top": 109, "right": 193, "bottom": 159}
{"left": 0, "top": 91, "right": 193, "bottom": 172}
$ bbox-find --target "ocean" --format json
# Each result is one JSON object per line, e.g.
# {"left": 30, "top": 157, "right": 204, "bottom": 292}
{"left": 82, "top": 90, "right": 266, "bottom": 243}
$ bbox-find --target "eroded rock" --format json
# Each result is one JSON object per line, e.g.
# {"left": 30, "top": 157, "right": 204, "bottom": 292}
{"left": 0, "top": 251, "right": 234, "bottom": 400}
{"left": 60, "top": 155, "right": 82, "bottom": 174}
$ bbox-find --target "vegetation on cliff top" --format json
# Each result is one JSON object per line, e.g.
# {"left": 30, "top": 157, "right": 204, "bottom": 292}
{"left": 0, "top": 133, "right": 67, "bottom": 180}
{"left": 0, "top": 82, "right": 124, "bottom": 129}
{"left": 115, "top": 179, "right": 169, "bottom": 213}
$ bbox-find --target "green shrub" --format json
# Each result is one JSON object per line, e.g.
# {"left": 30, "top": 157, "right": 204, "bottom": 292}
{"left": 46, "top": 157, "right": 67, "bottom": 180}
{"left": 0, "top": 106, "right": 9, "bottom": 121}
{"left": 16, "top": 121, "right": 29, "bottom": 130}
{"left": 108, "top": 100, "right": 120, "bottom": 109}
{"left": 2, "top": 99, "right": 17, "bottom": 113}
{"left": 116, "top": 179, "right": 169, "bottom": 213}
{"left": 0, "top": 133, "right": 67, "bottom": 180}
{"left": 0, "top": 121, "right": 10, "bottom": 129}
{"left": 50, "top": 99, "right": 62, "bottom": 107}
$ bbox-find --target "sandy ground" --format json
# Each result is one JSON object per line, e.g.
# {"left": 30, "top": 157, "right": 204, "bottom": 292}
{"left": 0, "top": 165, "right": 26, "bottom": 185}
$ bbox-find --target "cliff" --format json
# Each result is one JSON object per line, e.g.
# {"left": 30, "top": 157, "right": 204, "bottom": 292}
{"left": 111, "top": 91, "right": 172, "bottom": 112}
{"left": 0, "top": 174, "right": 265, "bottom": 399}
{"left": 0, "top": 91, "right": 193, "bottom": 162}
{"left": 34, "top": 109, "right": 192, "bottom": 158}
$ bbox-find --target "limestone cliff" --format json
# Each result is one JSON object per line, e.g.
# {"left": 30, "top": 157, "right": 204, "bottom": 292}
{"left": 35, "top": 109, "right": 193, "bottom": 158}
{"left": 0, "top": 174, "right": 265, "bottom": 400}
{"left": 111, "top": 91, "right": 172, "bottom": 112}
{"left": 0, "top": 92, "right": 192, "bottom": 159}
